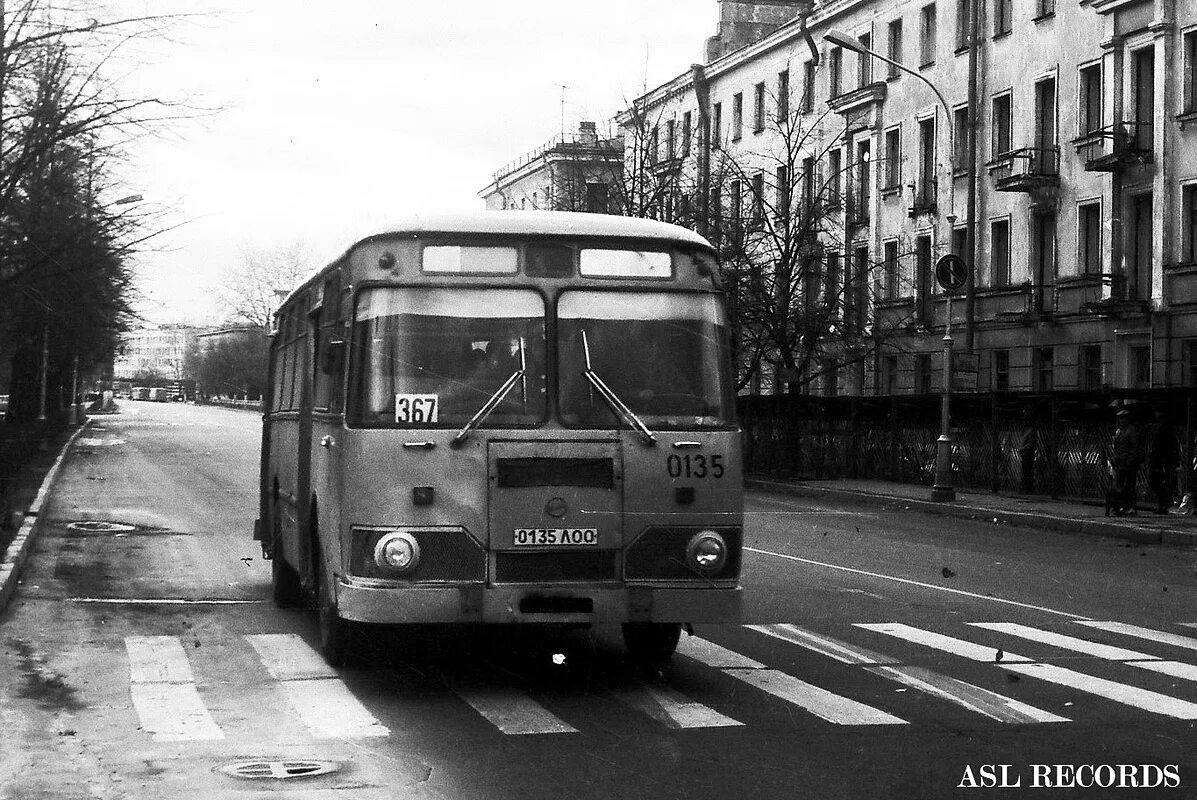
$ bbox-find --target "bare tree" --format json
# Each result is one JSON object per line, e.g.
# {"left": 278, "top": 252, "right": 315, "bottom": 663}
{"left": 216, "top": 240, "right": 312, "bottom": 330}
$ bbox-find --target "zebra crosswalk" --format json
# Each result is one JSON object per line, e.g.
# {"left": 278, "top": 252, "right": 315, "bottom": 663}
{"left": 98, "top": 619, "right": 1197, "bottom": 743}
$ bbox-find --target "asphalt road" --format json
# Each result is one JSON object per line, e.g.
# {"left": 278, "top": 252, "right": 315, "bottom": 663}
{"left": 1, "top": 401, "right": 1195, "bottom": 799}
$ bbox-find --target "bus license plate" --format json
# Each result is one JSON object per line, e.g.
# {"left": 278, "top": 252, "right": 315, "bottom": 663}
{"left": 513, "top": 528, "right": 598, "bottom": 547}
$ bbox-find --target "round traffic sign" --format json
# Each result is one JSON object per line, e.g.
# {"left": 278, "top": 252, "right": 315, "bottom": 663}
{"left": 935, "top": 254, "right": 969, "bottom": 292}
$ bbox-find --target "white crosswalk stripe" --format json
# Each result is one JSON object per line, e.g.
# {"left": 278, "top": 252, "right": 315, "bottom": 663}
{"left": 611, "top": 684, "right": 744, "bottom": 729}
{"left": 453, "top": 686, "right": 578, "bottom": 735}
{"left": 245, "top": 634, "right": 389, "bottom": 739}
{"left": 1077, "top": 621, "right": 1197, "bottom": 652}
{"left": 860, "top": 623, "right": 1197, "bottom": 720}
{"left": 752, "top": 624, "right": 1067, "bottom": 723}
{"left": 125, "top": 636, "right": 223, "bottom": 742}
{"left": 678, "top": 635, "right": 907, "bottom": 726}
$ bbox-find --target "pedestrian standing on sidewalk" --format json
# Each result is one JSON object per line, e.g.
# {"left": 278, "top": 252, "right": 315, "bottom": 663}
{"left": 1110, "top": 408, "right": 1144, "bottom": 515}
{"left": 1015, "top": 413, "right": 1038, "bottom": 494}
{"left": 1147, "top": 408, "right": 1180, "bottom": 514}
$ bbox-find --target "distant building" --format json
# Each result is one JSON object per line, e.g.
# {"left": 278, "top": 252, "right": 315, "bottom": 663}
{"left": 479, "top": 121, "right": 624, "bottom": 213}
{"left": 113, "top": 326, "right": 198, "bottom": 380}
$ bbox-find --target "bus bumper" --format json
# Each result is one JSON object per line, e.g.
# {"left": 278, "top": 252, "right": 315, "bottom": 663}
{"left": 336, "top": 578, "right": 741, "bottom": 625}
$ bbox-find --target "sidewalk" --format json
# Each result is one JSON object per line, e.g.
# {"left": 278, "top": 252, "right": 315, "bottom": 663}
{"left": 747, "top": 476, "right": 1197, "bottom": 547}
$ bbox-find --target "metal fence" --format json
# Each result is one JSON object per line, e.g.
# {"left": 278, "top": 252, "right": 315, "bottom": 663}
{"left": 738, "top": 389, "right": 1197, "bottom": 503}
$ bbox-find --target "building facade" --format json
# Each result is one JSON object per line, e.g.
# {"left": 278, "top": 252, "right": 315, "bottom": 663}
{"left": 112, "top": 326, "right": 198, "bottom": 380}
{"left": 617, "top": 0, "right": 1197, "bottom": 395}
{"left": 480, "top": 121, "right": 624, "bottom": 213}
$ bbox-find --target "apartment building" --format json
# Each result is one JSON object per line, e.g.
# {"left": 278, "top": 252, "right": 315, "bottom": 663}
{"left": 479, "top": 121, "right": 624, "bottom": 213}
{"left": 621, "top": 0, "right": 1197, "bottom": 395}
{"left": 113, "top": 326, "right": 198, "bottom": 380}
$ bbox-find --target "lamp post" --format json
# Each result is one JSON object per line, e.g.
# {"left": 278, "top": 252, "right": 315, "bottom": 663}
{"left": 824, "top": 28, "right": 965, "bottom": 502}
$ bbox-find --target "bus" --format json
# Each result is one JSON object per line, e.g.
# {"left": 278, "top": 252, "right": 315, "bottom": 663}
{"left": 256, "top": 211, "right": 743, "bottom": 666}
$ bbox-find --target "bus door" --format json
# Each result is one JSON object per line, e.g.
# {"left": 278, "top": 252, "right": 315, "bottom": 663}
{"left": 487, "top": 440, "right": 624, "bottom": 598}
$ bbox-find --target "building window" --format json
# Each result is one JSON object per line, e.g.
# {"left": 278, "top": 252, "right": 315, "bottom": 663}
{"left": 1185, "top": 30, "right": 1197, "bottom": 115}
{"left": 917, "top": 117, "right": 936, "bottom": 208}
{"left": 665, "top": 118, "right": 676, "bottom": 160}
{"left": 1130, "top": 345, "right": 1151, "bottom": 388}
{"left": 729, "top": 180, "right": 742, "bottom": 238}
{"left": 953, "top": 105, "right": 968, "bottom": 170}
{"left": 848, "top": 245, "right": 869, "bottom": 333}
{"left": 881, "top": 354, "right": 899, "bottom": 395}
{"left": 682, "top": 111, "right": 692, "bottom": 155}
{"left": 916, "top": 353, "right": 934, "bottom": 394}
{"left": 1034, "top": 347, "right": 1054, "bottom": 391}
{"left": 776, "top": 165, "right": 790, "bottom": 219}
{"left": 883, "top": 126, "right": 901, "bottom": 189}
{"left": 1185, "top": 340, "right": 1197, "bottom": 387}
{"left": 920, "top": 4, "right": 937, "bottom": 67}
{"left": 993, "top": 349, "right": 1011, "bottom": 391}
{"left": 887, "top": 19, "right": 903, "bottom": 79}
{"left": 732, "top": 92, "right": 743, "bottom": 141}
{"left": 650, "top": 126, "right": 660, "bottom": 164}
{"left": 993, "top": 0, "right": 1012, "bottom": 37}
{"left": 753, "top": 82, "right": 766, "bottom": 133}
{"left": 1080, "top": 344, "right": 1102, "bottom": 390}
{"left": 916, "top": 234, "right": 933, "bottom": 320}
{"left": 1078, "top": 201, "right": 1102, "bottom": 274}
{"left": 751, "top": 172, "right": 765, "bottom": 223}
{"left": 955, "top": 0, "right": 970, "bottom": 51}
{"left": 712, "top": 102, "right": 722, "bottom": 147}
{"left": 883, "top": 239, "right": 900, "bottom": 300}
{"left": 802, "top": 61, "right": 815, "bottom": 112}
{"left": 777, "top": 69, "right": 790, "bottom": 122}
{"left": 829, "top": 46, "right": 843, "bottom": 96}
{"left": 802, "top": 155, "right": 816, "bottom": 212}
{"left": 826, "top": 251, "right": 842, "bottom": 315}
{"left": 1079, "top": 63, "right": 1102, "bottom": 135}
{"left": 827, "top": 147, "right": 842, "bottom": 207}
{"left": 1183, "top": 185, "right": 1197, "bottom": 264}
{"left": 585, "top": 183, "right": 609, "bottom": 213}
{"left": 1036, "top": 0, "right": 1055, "bottom": 19}
{"left": 853, "top": 140, "right": 871, "bottom": 224}
{"left": 952, "top": 226, "right": 967, "bottom": 260}
{"left": 992, "top": 92, "right": 1012, "bottom": 157}
{"left": 858, "top": 32, "right": 873, "bottom": 86}
{"left": 991, "top": 218, "right": 1010, "bottom": 286}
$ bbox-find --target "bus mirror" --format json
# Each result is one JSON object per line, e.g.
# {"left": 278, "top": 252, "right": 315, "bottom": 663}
{"left": 322, "top": 340, "right": 346, "bottom": 375}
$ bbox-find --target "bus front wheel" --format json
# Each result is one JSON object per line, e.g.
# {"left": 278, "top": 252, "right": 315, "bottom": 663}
{"left": 622, "top": 622, "right": 682, "bottom": 666}
{"left": 316, "top": 555, "right": 357, "bottom": 667}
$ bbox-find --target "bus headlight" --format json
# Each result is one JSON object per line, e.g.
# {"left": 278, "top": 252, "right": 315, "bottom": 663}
{"left": 686, "top": 530, "right": 727, "bottom": 575}
{"left": 374, "top": 531, "right": 421, "bottom": 574}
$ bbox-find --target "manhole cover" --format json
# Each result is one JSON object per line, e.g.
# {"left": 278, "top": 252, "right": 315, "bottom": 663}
{"left": 218, "top": 760, "right": 340, "bottom": 780}
{"left": 66, "top": 521, "right": 137, "bottom": 533}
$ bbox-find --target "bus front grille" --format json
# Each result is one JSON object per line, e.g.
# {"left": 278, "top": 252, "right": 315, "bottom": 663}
{"left": 494, "top": 550, "right": 619, "bottom": 583}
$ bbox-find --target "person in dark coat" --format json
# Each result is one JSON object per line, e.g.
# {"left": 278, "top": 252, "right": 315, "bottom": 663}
{"left": 1147, "top": 409, "right": 1180, "bottom": 514}
{"left": 1110, "top": 409, "right": 1145, "bottom": 515}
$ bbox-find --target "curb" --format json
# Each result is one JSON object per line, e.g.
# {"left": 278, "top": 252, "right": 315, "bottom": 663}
{"left": 0, "top": 420, "right": 91, "bottom": 614}
{"left": 745, "top": 477, "right": 1194, "bottom": 547}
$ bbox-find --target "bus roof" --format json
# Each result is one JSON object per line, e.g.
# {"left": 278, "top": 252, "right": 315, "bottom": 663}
{"left": 282, "top": 212, "right": 715, "bottom": 309}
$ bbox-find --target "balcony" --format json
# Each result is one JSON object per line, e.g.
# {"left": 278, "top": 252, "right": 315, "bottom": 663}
{"left": 1074, "top": 122, "right": 1153, "bottom": 172}
{"left": 987, "top": 147, "right": 1060, "bottom": 193}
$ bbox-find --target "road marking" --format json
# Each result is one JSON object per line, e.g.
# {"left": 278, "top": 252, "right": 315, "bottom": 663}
{"left": 751, "top": 624, "right": 1065, "bottom": 723}
{"left": 125, "top": 636, "right": 223, "bottom": 741}
{"left": 746, "top": 548, "right": 1093, "bottom": 620}
{"left": 1079, "top": 621, "right": 1197, "bottom": 652}
{"left": 244, "top": 634, "right": 389, "bottom": 739}
{"left": 612, "top": 684, "right": 744, "bottom": 729}
{"left": 721, "top": 668, "right": 907, "bottom": 726}
{"left": 969, "top": 622, "right": 1197, "bottom": 683}
{"left": 67, "top": 597, "right": 264, "bottom": 605}
{"left": 277, "top": 680, "right": 390, "bottom": 739}
{"left": 855, "top": 623, "right": 1032, "bottom": 663}
{"left": 679, "top": 635, "right": 906, "bottom": 726}
{"left": 246, "top": 634, "right": 338, "bottom": 681}
{"left": 453, "top": 686, "right": 578, "bottom": 735}
{"left": 861, "top": 624, "right": 1197, "bottom": 719}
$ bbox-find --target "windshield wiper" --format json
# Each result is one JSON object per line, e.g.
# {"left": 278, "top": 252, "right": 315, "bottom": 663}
{"left": 451, "top": 369, "right": 524, "bottom": 448}
{"left": 451, "top": 336, "right": 528, "bottom": 448}
{"left": 580, "top": 330, "right": 656, "bottom": 447}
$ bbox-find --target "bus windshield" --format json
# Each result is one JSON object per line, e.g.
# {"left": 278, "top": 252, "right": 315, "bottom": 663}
{"left": 558, "top": 291, "right": 734, "bottom": 430}
{"left": 350, "top": 287, "right": 546, "bottom": 427}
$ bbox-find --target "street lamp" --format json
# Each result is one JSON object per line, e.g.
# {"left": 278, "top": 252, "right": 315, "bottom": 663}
{"left": 823, "top": 28, "right": 962, "bottom": 501}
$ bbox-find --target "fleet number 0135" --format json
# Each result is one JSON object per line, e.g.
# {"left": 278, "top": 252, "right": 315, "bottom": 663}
{"left": 666, "top": 453, "right": 725, "bottom": 479}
